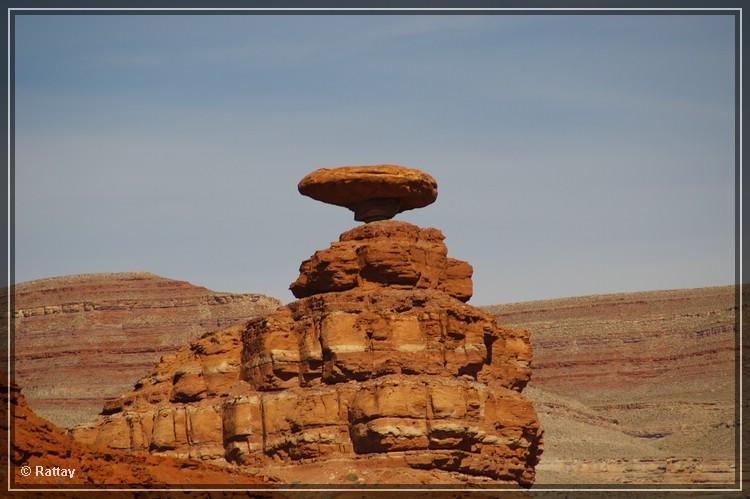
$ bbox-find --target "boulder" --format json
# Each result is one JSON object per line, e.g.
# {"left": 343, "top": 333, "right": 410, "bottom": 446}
{"left": 298, "top": 164, "right": 437, "bottom": 222}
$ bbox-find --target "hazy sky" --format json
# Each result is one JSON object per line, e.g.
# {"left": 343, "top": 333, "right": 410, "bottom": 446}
{"left": 15, "top": 14, "right": 735, "bottom": 305}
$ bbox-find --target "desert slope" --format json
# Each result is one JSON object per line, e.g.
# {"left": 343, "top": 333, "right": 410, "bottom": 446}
{"left": 483, "top": 285, "right": 737, "bottom": 485}
{"left": 11, "top": 272, "right": 281, "bottom": 428}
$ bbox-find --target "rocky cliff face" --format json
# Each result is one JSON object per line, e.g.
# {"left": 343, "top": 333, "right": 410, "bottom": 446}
{"left": 73, "top": 221, "right": 543, "bottom": 486}
{"left": 12, "top": 272, "right": 281, "bottom": 428}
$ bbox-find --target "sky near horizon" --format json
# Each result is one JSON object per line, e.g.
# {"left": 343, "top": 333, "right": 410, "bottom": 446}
{"left": 15, "top": 14, "right": 735, "bottom": 305}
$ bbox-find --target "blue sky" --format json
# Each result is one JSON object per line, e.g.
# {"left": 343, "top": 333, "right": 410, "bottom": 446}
{"left": 14, "top": 14, "right": 735, "bottom": 305}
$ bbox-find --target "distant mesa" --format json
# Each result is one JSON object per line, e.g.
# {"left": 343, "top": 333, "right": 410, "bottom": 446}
{"left": 298, "top": 164, "right": 438, "bottom": 222}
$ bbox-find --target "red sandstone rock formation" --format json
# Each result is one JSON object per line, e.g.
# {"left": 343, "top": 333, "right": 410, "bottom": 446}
{"left": 72, "top": 166, "right": 543, "bottom": 487}
{"left": 290, "top": 222, "right": 473, "bottom": 301}
{"left": 12, "top": 272, "right": 281, "bottom": 428}
{"left": 298, "top": 164, "right": 438, "bottom": 222}
{"left": 2, "top": 377, "right": 272, "bottom": 486}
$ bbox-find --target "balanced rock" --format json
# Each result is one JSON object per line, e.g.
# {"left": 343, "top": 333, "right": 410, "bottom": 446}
{"left": 73, "top": 165, "right": 543, "bottom": 486}
{"left": 298, "top": 165, "right": 437, "bottom": 222}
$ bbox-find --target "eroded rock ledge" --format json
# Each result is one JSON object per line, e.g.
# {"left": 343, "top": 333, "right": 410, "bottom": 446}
{"left": 291, "top": 221, "right": 473, "bottom": 301}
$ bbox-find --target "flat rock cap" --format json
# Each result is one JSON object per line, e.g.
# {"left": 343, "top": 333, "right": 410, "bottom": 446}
{"left": 298, "top": 165, "right": 438, "bottom": 222}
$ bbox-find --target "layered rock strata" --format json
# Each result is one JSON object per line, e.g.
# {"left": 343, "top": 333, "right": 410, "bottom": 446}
{"left": 74, "top": 218, "right": 543, "bottom": 486}
{"left": 4, "top": 377, "right": 272, "bottom": 486}
{"left": 12, "top": 272, "right": 281, "bottom": 428}
{"left": 485, "top": 286, "right": 738, "bottom": 485}
{"left": 290, "top": 221, "right": 473, "bottom": 301}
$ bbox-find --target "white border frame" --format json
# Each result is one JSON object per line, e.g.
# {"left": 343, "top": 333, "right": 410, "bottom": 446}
{"left": 5, "top": 6, "right": 743, "bottom": 494}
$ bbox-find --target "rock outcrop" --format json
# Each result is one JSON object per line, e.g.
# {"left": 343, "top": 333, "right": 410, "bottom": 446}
{"left": 4, "top": 377, "right": 272, "bottom": 486}
{"left": 12, "top": 272, "right": 281, "bottom": 428}
{"left": 290, "top": 221, "right": 473, "bottom": 301}
{"left": 73, "top": 165, "right": 543, "bottom": 486}
{"left": 298, "top": 164, "right": 438, "bottom": 222}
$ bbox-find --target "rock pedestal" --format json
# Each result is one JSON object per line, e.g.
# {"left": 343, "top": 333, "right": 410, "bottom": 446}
{"left": 72, "top": 165, "right": 543, "bottom": 486}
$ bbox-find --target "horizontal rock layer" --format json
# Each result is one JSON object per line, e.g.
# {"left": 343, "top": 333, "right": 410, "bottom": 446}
{"left": 12, "top": 272, "right": 281, "bottom": 428}
{"left": 4, "top": 376, "right": 272, "bottom": 486}
{"left": 290, "top": 221, "right": 472, "bottom": 302}
{"left": 484, "top": 285, "right": 738, "bottom": 485}
{"left": 243, "top": 289, "right": 530, "bottom": 391}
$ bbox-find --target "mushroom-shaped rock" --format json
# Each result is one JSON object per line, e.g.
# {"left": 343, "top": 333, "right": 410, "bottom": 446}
{"left": 298, "top": 165, "right": 438, "bottom": 222}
